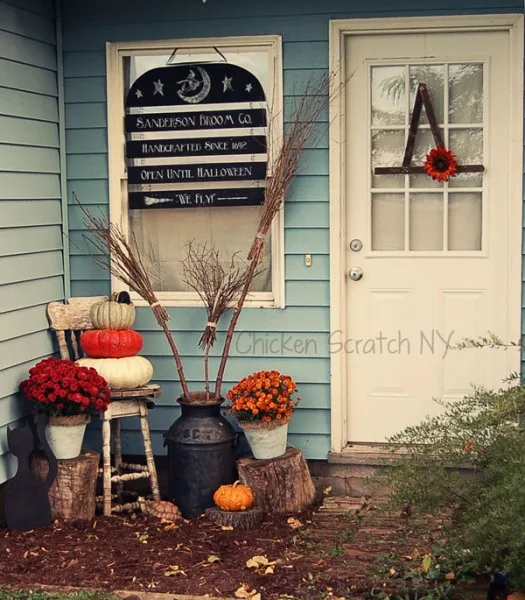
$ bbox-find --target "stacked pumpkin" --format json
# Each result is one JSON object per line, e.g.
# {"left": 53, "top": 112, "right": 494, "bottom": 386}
{"left": 76, "top": 292, "right": 154, "bottom": 390}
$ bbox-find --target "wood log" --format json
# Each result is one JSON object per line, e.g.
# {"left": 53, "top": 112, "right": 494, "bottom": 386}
{"left": 237, "top": 446, "right": 315, "bottom": 515}
{"left": 205, "top": 506, "right": 264, "bottom": 530}
{"left": 32, "top": 450, "right": 100, "bottom": 521}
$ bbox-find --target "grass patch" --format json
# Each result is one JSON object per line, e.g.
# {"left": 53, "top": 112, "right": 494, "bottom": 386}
{"left": 0, "top": 589, "right": 117, "bottom": 600}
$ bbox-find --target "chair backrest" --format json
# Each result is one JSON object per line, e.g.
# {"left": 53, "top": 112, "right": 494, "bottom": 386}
{"left": 47, "top": 296, "right": 108, "bottom": 360}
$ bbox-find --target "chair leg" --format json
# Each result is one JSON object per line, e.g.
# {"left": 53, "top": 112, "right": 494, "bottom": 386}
{"left": 112, "top": 419, "right": 123, "bottom": 500}
{"left": 139, "top": 410, "right": 160, "bottom": 501}
{"left": 102, "top": 419, "right": 112, "bottom": 516}
{"left": 113, "top": 419, "right": 122, "bottom": 469}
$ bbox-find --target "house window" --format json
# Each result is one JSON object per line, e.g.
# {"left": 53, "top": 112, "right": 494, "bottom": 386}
{"left": 106, "top": 36, "right": 283, "bottom": 307}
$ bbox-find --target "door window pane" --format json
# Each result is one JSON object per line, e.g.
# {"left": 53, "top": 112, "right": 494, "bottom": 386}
{"left": 409, "top": 64, "right": 445, "bottom": 124}
{"left": 371, "top": 130, "right": 405, "bottom": 188}
{"left": 371, "top": 66, "right": 406, "bottom": 126}
{"left": 409, "top": 194, "right": 443, "bottom": 250}
{"left": 449, "top": 64, "right": 483, "bottom": 124}
{"left": 448, "top": 193, "right": 482, "bottom": 250}
{"left": 372, "top": 194, "right": 405, "bottom": 250}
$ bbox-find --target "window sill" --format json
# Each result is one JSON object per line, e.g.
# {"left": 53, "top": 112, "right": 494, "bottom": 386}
{"left": 129, "top": 293, "right": 283, "bottom": 309}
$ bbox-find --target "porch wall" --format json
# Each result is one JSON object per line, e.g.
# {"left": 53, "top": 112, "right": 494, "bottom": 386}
{"left": 0, "top": 0, "right": 63, "bottom": 483}
{"left": 61, "top": 0, "right": 522, "bottom": 460}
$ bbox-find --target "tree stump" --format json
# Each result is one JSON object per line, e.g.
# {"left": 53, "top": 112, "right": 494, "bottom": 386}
{"left": 237, "top": 446, "right": 315, "bottom": 515}
{"left": 205, "top": 506, "right": 264, "bottom": 531}
{"left": 32, "top": 450, "right": 100, "bottom": 521}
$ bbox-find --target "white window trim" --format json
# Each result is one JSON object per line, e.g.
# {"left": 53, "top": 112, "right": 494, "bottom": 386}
{"left": 106, "top": 35, "right": 284, "bottom": 308}
{"left": 328, "top": 14, "right": 524, "bottom": 454}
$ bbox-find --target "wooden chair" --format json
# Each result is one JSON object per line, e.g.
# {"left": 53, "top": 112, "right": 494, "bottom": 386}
{"left": 47, "top": 296, "right": 161, "bottom": 515}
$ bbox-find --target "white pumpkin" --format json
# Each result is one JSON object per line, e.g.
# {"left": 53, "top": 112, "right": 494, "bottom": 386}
{"left": 76, "top": 356, "right": 153, "bottom": 389}
{"left": 90, "top": 298, "right": 135, "bottom": 330}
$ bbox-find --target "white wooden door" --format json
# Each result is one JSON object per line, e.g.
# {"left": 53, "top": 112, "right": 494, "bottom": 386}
{"left": 343, "top": 27, "right": 520, "bottom": 442}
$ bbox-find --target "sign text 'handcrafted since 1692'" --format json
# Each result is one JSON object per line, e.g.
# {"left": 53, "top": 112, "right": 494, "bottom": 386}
{"left": 125, "top": 61, "right": 268, "bottom": 209}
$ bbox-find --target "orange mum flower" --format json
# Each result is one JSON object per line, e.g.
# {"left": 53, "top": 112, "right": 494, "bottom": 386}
{"left": 227, "top": 370, "right": 300, "bottom": 424}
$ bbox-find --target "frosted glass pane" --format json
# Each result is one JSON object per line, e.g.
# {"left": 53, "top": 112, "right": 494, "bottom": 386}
{"left": 409, "top": 194, "right": 443, "bottom": 250}
{"left": 129, "top": 206, "right": 271, "bottom": 292}
{"left": 448, "top": 129, "right": 483, "bottom": 188}
{"left": 371, "top": 130, "right": 405, "bottom": 188}
{"left": 449, "top": 64, "right": 483, "bottom": 124}
{"left": 409, "top": 129, "right": 441, "bottom": 189}
{"left": 409, "top": 65, "right": 444, "bottom": 124}
{"left": 371, "top": 66, "right": 405, "bottom": 126}
{"left": 448, "top": 193, "right": 482, "bottom": 251}
{"left": 372, "top": 194, "right": 405, "bottom": 251}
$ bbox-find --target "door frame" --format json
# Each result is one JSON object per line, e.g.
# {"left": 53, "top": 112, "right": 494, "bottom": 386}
{"left": 328, "top": 14, "right": 524, "bottom": 453}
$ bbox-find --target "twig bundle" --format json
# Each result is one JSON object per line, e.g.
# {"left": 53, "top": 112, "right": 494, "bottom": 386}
{"left": 181, "top": 241, "right": 263, "bottom": 349}
{"left": 215, "top": 72, "right": 343, "bottom": 397}
{"left": 75, "top": 193, "right": 191, "bottom": 399}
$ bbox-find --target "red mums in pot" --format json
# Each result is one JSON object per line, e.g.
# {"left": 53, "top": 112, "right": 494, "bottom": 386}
{"left": 20, "top": 357, "right": 111, "bottom": 417}
{"left": 424, "top": 146, "right": 458, "bottom": 182}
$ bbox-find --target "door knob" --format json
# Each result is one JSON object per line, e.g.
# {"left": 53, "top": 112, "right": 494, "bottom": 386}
{"left": 349, "top": 266, "right": 363, "bottom": 281}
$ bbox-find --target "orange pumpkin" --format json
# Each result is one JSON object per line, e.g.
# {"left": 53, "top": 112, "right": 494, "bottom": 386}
{"left": 80, "top": 329, "right": 144, "bottom": 358}
{"left": 213, "top": 481, "right": 254, "bottom": 511}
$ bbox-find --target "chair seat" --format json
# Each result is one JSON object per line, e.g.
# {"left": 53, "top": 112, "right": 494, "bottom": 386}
{"left": 109, "top": 383, "right": 161, "bottom": 400}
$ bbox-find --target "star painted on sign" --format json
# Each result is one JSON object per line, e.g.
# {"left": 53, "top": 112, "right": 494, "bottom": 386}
{"left": 153, "top": 79, "right": 164, "bottom": 96}
{"left": 245, "top": 83, "right": 253, "bottom": 93}
{"left": 222, "top": 76, "right": 233, "bottom": 92}
{"left": 135, "top": 89, "right": 143, "bottom": 98}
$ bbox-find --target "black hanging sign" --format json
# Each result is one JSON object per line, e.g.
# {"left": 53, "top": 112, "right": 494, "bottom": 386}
{"left": 125, "top": 62, "right": 268, "bottom": 209}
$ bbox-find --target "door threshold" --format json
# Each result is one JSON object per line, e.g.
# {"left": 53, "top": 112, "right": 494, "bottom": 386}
{"left": 328, "top": 443, "right": 406, "bottom": 466}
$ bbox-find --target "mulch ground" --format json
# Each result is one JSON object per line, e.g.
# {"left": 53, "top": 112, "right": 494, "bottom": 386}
{"left": 0, "top": 497, "right": 475, "bottom": 600}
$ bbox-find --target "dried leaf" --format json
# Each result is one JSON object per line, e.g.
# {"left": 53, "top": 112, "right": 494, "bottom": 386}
{"left": 246, "top": 555, "right": 269, "bottom": 568}
{"left": 235, "top": 585, "right": 260, "bottom": 600}
{"left": 221, "top": 525, "right": 234, "bottom": 531}
{"left": 164, "top": 564, "right": 187, "bottom": 577}
{"left": 323, "top": 485, "right": 333, "bottom": 496}
{"left": 389, "top": 568, "right": 396, "bottom": 576}
{"left": 287, "top": 517, "right": 303, "bottom": 529}
{"left": 264, "top": 565, "right": 275, "bottom": 575}
{"left": 207, "top": 554, "right": 221, "bottom": 563}
{"left": 235, "top": 585, "right": 251, "bottom": 599}
{"left": 445, "top": 572, "right": 455, "bottom": 580}
{"left": 92, "top": 520, "right": 97, "bottom": 529}
{"left": 23, "top": 551, "right": 29, "bottom": 559}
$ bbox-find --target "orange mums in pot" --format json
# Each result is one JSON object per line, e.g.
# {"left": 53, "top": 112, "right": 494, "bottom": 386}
{"left": 227, "top": 370, "right": 300, "bottom": 424}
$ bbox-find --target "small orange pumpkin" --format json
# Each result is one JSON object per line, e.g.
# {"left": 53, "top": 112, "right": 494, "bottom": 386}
{"left": 213, "top": 480, "right": 254, "bottom": 511}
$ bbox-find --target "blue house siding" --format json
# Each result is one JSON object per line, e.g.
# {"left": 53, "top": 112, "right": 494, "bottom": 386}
{"left": 61, "top": 0, "right": 522, "bottom": 460}
{"left": 0, "top": 0, "right": 63, "bottom": 483}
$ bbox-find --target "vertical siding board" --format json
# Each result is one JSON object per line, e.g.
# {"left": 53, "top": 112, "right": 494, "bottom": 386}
{"left": 0, "top": 0, "right": 63, "bottom": 484}
{"left": 61, "top": 0, "right": 524, "bottom": 460}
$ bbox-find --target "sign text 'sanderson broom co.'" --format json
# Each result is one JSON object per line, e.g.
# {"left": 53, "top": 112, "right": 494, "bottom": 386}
{"left": 125, "top": 62, "right": 268, "bottom": 210}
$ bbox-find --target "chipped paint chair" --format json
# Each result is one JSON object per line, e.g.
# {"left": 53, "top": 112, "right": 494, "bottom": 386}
{"left": 47, "top": 296, "right": 161, "bottom": 515}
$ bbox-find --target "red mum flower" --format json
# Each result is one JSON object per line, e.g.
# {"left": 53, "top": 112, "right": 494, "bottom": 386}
{"left": 424, "top": 146, "right": 458, "bottom": 182}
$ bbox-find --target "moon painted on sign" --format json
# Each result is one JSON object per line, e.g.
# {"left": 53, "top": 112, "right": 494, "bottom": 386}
{"left": 176, "top": 67, "right": 212, "bottom": 104}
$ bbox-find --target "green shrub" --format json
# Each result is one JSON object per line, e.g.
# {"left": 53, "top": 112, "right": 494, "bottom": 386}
{"left": 376, "top": 377, "right": 525, "bottom": 590}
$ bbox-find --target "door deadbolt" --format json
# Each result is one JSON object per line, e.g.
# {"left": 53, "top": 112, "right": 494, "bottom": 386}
{"left": 349, "top": 266, "right": 363, "bottom": 281}
{"left": 349, "top": 239, "right": 363, "bottom": 252}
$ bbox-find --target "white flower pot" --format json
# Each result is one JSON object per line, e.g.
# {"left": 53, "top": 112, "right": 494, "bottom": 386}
{"left": 240, "top": 421, "right": 288, "bottom": 460}
{"left": 46, "top": 415, "right": 89, "bottom": 460}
